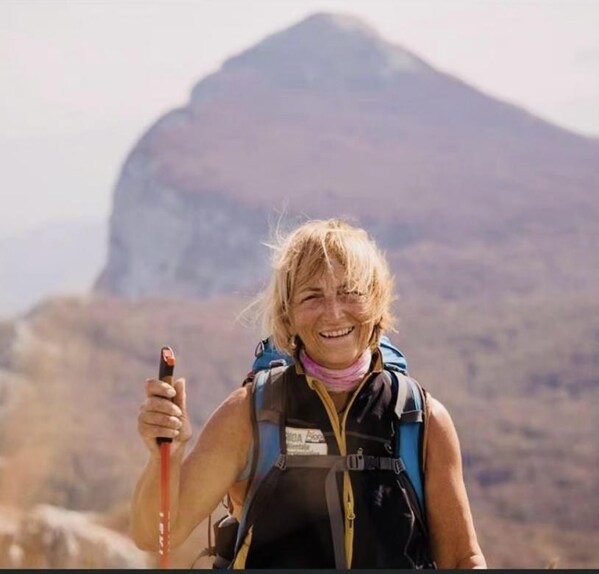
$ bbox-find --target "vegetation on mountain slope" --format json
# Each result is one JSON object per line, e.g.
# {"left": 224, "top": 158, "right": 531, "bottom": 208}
{"left": 0, "top": 292, "right": 596, "bottom": 568}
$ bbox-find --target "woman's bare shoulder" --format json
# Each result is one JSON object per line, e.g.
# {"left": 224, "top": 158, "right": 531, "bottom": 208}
{"left": 221, "top": 384, "right": 252, "bottom": 412}
{"left": 424, "top": 393, "right": 462, "bottom": 467}
{"left": 425, "top": 394, "right": 451, "bottom": 424}
{"left": 181, "top": 384, "right": 253, "bottom": 491}
{"left": 203, "top": 384, "right": 253, "bottom": 439}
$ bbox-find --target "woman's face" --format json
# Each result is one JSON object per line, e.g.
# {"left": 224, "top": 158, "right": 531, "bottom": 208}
{"left": 289, "top": 259, "right": 375, "bottom": 369}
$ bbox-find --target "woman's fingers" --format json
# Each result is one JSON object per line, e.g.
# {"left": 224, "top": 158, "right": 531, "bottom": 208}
{"left": 138, "top": 420, "right": 181, "bottom": 440}
{"left": 137, "top": 407, "right": 182, "bottom": 442}
{"left": 140, "top": 396, "right": 183, "bottom": 417}
{"left": 145, "top": 378, "right": 177, "bottom": 399}
{"left": 138, "top": 377, "right": 192, "bottom": 451}
{"left": 140, "top": 411, "right": 183, "bottom": 429}
{"left": 138, "top": 397, "right": 183, "bottom": 440}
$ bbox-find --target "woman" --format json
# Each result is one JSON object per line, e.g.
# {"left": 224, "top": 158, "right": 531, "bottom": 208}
{"left": 131, "top": 218, "right": 487, "bottom": 569}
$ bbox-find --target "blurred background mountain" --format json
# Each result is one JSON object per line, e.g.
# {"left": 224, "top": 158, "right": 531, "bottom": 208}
{"left": 0, "top": 219, "right": 106, "bottom": 318}
{"left": 0, "top": 11, "right": 597, "bottom": 569}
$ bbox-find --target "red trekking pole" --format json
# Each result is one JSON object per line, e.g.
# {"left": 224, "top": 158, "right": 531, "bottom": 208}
{"left": 157, "top": 346, "right": 176, "bottom": 569}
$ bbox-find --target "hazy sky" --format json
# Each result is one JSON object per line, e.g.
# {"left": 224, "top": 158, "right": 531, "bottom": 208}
{"left": 2, "top": 0, "right": 598, "bottom": 239}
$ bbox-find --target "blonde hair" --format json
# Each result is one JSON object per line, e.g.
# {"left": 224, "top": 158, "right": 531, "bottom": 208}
{"left": 257, "top": 218, "right": 396, "bottom": 355}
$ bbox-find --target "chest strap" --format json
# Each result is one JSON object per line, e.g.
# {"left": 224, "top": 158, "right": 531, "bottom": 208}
{"left": 274, "top": 452, "right": 406, "bottom": 570}
{"left": 274, "top": 453, "right": 405, "bottom": 473}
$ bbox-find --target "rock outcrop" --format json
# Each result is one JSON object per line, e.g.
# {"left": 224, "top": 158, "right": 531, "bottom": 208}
{"left": 95, "top": 177, "right": 268, "bottom": 298}
{"left": 0, "top": 504, "right": 150, "bottom": 569}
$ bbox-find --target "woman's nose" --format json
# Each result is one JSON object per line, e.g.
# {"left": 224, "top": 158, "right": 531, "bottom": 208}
{"left": 323, "top": 295, "right": 343, "bottom": 319}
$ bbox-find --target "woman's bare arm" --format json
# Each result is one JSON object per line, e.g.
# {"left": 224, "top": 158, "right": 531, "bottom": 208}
{"left": 131, "top": 378, "right": 252, "bottom": 550}
{"left": 425, "top": 396, "right": 487, "bottom": 569}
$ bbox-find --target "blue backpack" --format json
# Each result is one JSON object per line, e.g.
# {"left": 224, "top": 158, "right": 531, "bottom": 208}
{"left": 203, "top": 336, "right": 429, "bottom": 569}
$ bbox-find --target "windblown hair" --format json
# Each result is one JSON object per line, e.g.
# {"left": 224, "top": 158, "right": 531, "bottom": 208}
{"left": 259, "top": 218, "right": 396, "bottom": 355}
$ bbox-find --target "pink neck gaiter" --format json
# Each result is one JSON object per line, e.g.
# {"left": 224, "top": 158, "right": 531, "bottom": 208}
{"left": 300, "top": 348, "right": 372, "bottom": 393}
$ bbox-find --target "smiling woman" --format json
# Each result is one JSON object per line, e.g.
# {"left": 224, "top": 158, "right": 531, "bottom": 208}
{"left": 264, "top": 219, "right": 394, "bottom": 370}
{"left": 131, "top": 218, "right": 487, "bottom": 569}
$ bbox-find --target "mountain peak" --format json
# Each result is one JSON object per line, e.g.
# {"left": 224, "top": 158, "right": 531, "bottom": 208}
{"left": 218, "top": 11, "right": 431, "bottom": 91}
{"left": 289, "top": 11, "right": 380, "bottom": 37}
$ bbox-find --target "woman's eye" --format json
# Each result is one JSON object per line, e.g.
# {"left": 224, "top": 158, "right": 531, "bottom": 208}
{"left": 301, "top": 294, "right": 320, "bottom": 303}
{"left": 342, "top": 290, "right": 364, "bottom": 298}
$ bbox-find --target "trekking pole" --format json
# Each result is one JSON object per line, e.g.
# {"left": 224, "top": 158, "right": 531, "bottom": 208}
{"left": 157, "top": 346, "right": 176, "bottom": 569}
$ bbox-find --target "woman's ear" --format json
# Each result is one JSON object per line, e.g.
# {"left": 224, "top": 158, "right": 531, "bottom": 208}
{"left": 289, "top": 334, "right": 299, "bottom": 350}
{"left": 281, "top": 312, "right": 297, "bottom": 351}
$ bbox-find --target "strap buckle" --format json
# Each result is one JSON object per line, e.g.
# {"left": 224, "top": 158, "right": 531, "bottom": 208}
{"left": 346, "top": 453, "right": 365, "bottom": 471}
{"left": 393, "top": 458, "right": 405, "bottom": 475}
{"left": 254, "top": 339, "right": 266, "bottom": 358}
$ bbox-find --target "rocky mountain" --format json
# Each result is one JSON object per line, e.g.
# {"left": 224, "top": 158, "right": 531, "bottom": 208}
{"left": 94, "top": 12, "right": 598, "bottom": 301}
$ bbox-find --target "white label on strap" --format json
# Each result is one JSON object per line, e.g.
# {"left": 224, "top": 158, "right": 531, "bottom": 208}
{"left": 285, "top": 427, "right": 328, "bottom": 455}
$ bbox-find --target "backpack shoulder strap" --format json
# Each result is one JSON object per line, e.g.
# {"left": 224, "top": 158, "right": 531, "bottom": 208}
{"left": 236, "top": 365, "right": 288, "bottom": 553}
{"left": 386, "top": 366, "right": 427, "bottom": 513}
{"left": 248, "top": 364, "right": 288, "bottom": 481}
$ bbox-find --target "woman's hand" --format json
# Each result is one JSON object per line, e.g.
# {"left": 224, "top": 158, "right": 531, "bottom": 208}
{"left": 137, "top": 377, "right": 192, "bottom": 458}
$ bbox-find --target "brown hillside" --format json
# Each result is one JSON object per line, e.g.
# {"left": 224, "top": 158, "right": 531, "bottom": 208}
{"left": 0, "top": 292, "right": 597, "bottom": 568}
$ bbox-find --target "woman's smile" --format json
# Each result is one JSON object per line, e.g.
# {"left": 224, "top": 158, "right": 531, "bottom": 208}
{"left": 319, "top": 326, "right": 355, "bottom": 339}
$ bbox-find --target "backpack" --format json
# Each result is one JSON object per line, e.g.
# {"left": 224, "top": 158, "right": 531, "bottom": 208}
{"left": 202, "top": 335, "right": 429, "bottom": 569}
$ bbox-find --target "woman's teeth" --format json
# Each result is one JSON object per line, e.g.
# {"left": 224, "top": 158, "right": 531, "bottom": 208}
{"left": 320, "top": 327, "right": 354, "bottom": 338}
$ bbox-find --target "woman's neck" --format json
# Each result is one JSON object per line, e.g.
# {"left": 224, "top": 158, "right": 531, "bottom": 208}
{"left": 300, "top": 348, "right": 372, "bottom": 393}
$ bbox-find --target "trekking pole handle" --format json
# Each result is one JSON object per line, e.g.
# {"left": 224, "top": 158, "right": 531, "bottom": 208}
{"left": 157, "top": 346, "right": 176, "bottom": 445}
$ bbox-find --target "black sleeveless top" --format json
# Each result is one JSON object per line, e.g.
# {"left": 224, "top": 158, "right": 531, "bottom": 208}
{"left": 235, "top": 362, "right": 435, "bottom": 569}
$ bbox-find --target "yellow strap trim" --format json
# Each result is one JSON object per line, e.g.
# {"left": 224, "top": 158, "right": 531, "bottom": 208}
{"left": 308, "top": 373, "right": 371, "bottom": 568}
{"left": 339, "top": 375, "right": 370, "bottom": 567}
{"left": 306, "top": 375, "right": 343, "bottom": 446}
{"left": 231, "top": 525, "right": 253, "bottom": 569}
